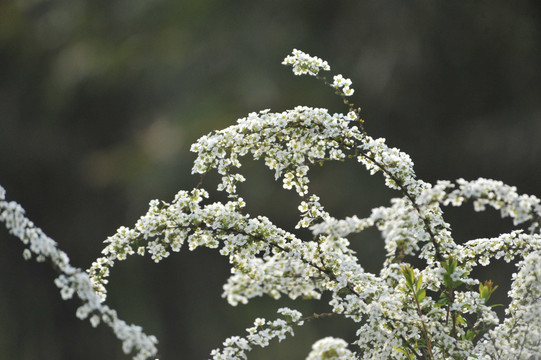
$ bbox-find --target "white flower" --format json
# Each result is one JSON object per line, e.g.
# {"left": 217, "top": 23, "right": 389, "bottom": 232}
{"left": 306, "top": 337, "right": 356, "bottom": 360}
{"left": 282, "top": 49, "right": 330, "bottom": 76}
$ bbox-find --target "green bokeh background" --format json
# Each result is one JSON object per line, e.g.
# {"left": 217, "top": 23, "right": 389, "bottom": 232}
{"left": 0, "top": 1, "right": 540, "bottom": 359}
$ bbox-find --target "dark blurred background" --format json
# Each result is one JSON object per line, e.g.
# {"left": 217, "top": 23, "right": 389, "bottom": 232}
{"left": 1, "top": 1, "right": 540, "bottom": 359}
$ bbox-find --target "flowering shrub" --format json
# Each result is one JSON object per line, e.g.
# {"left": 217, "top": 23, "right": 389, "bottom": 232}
{"left": 2, "top": 49, "right": 541, "bottom": 359}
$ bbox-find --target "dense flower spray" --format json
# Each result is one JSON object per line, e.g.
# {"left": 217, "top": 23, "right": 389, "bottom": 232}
{"left": 2, "top": 49, "right": 541, "bottom": 359}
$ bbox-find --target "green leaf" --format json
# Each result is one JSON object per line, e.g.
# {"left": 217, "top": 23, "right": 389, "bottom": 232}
{"left": 436, "top": 293, "right": 449, "bottom": 307}
{"left": 455, "top": 315, "right": 467, "bottom": 326}
{"left": 393, "top": 346, "right": 415, "bottom": 360}
{"left": 443, "top": 273, "right": 453, "bottom": 288}
{"left": 415, "top": 274, "right": 423, "bottom": 292}
{"left": 416, "top": 289, "right": 426, "bottom": 303}
{"left": 464, "top": 330, "right": 477, "bottom": 341}
{"left": 401, "top": 265, "right": 415, "bottom": 288}
{"left": 449, "top": 258, "right": 457, "bottom": 273}
{"left": 393, "top": 346, "right": 408, "bottom": 356}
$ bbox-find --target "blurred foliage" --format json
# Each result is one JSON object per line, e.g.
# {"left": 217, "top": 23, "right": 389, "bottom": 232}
{"left": 0, "top": 0, "right": 540, "bottom": 359}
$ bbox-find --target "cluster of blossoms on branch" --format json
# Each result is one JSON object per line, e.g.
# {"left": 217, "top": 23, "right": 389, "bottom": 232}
{"left": 2, "top": 49, "right": 541, "bottom": 359}
{"left": 0, "top": 187, "right": 158, "bottom": 359}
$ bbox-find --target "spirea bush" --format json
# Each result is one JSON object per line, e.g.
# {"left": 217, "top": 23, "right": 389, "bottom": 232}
{"left": 2, "top": 49, "right": 541, "bottom": 360}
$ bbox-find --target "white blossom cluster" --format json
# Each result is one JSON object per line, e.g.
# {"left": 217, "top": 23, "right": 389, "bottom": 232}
{"left": 0, "top": 186, "right": 158, "bottom": 360}
{"left": 476, "top": 251, "right": 541, "bottom": 358}
{"left": 282, "top": 48, "right": 330, "bottom": 76}
{"left": 306, "top": 337, "right": 357, "bottom": 360}
{"left": 210, "top": 307, "right": 303, "bottom": 360}
{"left": 417, "top": 177, "right": 541, "bottom": 231}
{"left": 332, "top": 74, "right": 355, "bottom": 97}
{"left": 2, "top": 49, "right": 541, "bottom": 359}
{"left": 190, "top": 105, "right": 362, "bottom": 198}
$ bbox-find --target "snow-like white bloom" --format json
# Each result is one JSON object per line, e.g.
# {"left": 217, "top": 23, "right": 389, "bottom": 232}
{"left": 282, "top": 48, "right": 330, "bottom": 76}
{"left": 307, "top": 337, "right": 356, "bottom": 360}
{"left": 0, "top": 186, "right": 158, "bottom": 360}
{"left": 332, "top": 74, "right": 355, "bottom": 97}
{"left": 2, "top": 50, "right": 540, "bottom": 360}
